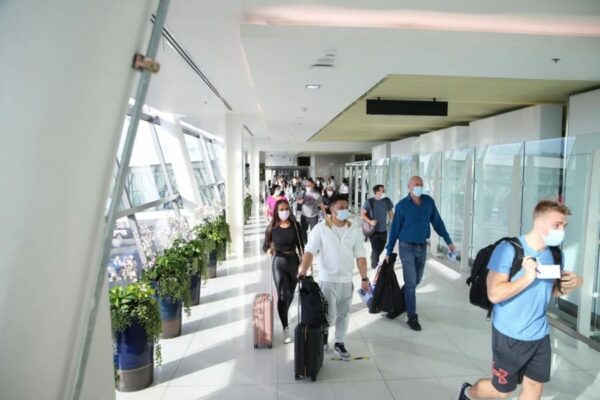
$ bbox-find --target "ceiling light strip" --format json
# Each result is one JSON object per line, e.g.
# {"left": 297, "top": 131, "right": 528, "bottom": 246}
{"left": 151, "top": 14, "right": 233, "bottom": 111}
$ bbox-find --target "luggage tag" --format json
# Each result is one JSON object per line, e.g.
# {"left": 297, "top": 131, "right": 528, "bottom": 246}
{"left": 535, "top": 263, "right": 561, "bottom": 279}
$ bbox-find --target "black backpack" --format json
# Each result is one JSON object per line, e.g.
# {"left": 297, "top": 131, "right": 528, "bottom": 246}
{"left": 467, "top": 237, "right": 562, "bottom": 319}
{"left": 298, "top": 276, "right": 329, "bottom": 327}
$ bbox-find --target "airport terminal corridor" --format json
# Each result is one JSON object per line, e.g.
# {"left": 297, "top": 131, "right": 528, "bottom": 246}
{"left": 115, "top": 214, "right": 600, "bottom": 400}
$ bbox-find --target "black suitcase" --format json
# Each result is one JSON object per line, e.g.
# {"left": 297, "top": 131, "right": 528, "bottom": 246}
{"left": 294, "top": 323, "right": 324, "bottom": 382}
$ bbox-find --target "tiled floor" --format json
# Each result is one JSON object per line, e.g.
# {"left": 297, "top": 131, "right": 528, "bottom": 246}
{"left": 117, "top": 215, "right": 600, "bottom": 400}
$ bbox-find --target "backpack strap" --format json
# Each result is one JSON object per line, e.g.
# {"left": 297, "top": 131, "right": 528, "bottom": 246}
{"left": 368, "top": 197, "right": 375, "bottom": 219}
{"left": 549, "top": 246, "right": 563, "bottom": 294}
{"left": 485, "top": 237, "right": 523, "bottom": 319}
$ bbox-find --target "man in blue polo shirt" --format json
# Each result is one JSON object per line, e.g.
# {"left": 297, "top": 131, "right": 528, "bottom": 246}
{"left": 458, "top": 200, "right": 583, "bottom": 400}
{"left": 385, "top": 176, "right": 455, "bottom": 331}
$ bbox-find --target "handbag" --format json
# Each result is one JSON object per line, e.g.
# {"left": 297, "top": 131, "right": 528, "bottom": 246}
{"left": 362, "top": 198, "right": 376, "bottom": 238}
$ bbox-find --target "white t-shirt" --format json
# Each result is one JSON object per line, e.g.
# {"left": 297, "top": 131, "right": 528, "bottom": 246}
{"left": 305, "top": 220, "right": 366, "bottom": 283}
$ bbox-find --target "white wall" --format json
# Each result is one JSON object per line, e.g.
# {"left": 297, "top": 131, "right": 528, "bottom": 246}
{"left": 313, "top": 155, "right": 355, "bottom": 179}
{"left": 420, "top": 126, "right": 469, "bottom": 154}
{"left": 568, "top": 88, "right": 600, "bottom": 137}
{"left": 390, "top": 137, "right": 420, "bottom": 157}
{"left": 0, "top": 1, "right": 155, "bottom": 399}
{"left": 371, "top": 143, "right": 390, "bottom": 161}
{"left": 469, "top": 104, "right": 563, "bottom": 147}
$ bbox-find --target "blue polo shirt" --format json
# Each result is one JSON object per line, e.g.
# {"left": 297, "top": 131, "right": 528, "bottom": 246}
{"left": 385, "top": 194, "right": 451, "bottom": 255}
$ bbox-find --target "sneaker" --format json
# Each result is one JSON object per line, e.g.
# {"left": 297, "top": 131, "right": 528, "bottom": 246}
{"left": 407, "top": 315, "right": 422, "bottom": 331}
{"left": 334, "top": 342, "right": 351, "bottom": 360}
{"left": 457, "top": 382, "right": 472, "bottom": 400}
{"left": 283, "top": 327, "right": 291, "bottom": 344}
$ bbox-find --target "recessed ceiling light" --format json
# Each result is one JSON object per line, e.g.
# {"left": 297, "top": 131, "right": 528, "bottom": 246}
{"left": 305, "top": 84, "right": 321, "bottom": 89}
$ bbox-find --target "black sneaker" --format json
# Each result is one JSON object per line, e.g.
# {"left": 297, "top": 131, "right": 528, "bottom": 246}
{"left": 457, "top": 382, "right": 472, "bottom": 399}
{"left": 334, "top": 342, "right": 351, "bottom": 359}
{"left": 407, "top": 315, "right": 422, "bottom": 331}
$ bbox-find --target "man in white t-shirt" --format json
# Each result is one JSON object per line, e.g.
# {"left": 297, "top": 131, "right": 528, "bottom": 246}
{"left": 298, "top": 195, "right": 369, "bottom": 359}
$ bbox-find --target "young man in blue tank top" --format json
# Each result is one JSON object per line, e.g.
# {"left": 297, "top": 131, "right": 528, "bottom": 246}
{"left": 459, "top": 200, "right": 583, "bottom": 400}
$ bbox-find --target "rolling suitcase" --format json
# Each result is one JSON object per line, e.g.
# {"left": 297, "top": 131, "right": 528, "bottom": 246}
{"left": 294, "top": 322, "right": 324, "bottom": 381}
{"left": 294, "top": 277, "right": 326, "bottom": 382}
{"left": 253, "top": 258, "right": 274, "bottom": 349}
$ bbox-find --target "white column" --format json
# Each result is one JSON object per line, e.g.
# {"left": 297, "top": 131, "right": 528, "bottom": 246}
{"left": 225, "top": 114, "right": 245, "bottom": 257}
{"left": 250, "top": 139, "right": 260, "bottom": 213}
{"left": 0, "top": 1, "right": 154, "bottom": 399}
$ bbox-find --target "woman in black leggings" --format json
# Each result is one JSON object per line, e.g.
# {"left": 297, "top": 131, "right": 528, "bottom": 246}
{"left": 262, "top": 199, "right": 304, "bottom": 344}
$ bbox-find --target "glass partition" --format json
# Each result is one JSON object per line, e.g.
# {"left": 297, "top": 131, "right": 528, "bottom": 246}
{"left": 558, "top": 132, "right": 600, "bottom": 340}
{"left": 438, "top": 148, "right": 470, "bottom": 262}
{"left": 471, "top": 143, "right": 524, "bottom": 258}
{"left": 521, "top": 138, "right": 564, "bottom": 233}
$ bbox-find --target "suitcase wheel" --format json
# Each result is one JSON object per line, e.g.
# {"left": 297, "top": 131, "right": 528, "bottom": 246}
{"left": 311, "top": 376, "right": 316, "bottom": 382}
{"left": 254, "top": 344, "right": 258, "bottom": 349}
{"left": 267, "top": 344, "right": 272, "bottom": 349}
{"left": 294, "top": 374, "right": 300, "bottom": 381}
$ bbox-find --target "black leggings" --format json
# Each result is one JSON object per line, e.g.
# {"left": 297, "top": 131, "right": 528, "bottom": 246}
{"left": 272, "top": 253, "right": 299, "bottom": 329}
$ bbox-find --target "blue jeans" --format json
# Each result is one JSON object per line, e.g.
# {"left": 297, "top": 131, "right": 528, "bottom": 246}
{"left": 398, "top": 242, "right": 427, "bottom": 319}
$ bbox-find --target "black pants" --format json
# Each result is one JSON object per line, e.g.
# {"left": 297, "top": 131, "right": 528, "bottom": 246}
{"left": 369, "top": 231, "right": 387, "bottom": 269}
{"left": 272, "top": 253, "right": 299, "bottom": 329}
{"left": 300, "top": 215, "right": 318, "bottom": 243}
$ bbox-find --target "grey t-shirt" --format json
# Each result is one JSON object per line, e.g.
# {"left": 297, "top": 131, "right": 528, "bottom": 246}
{"left": 363, "top": 197, "right": 394, "bottom": 233}
{"left": 300, "top": 190, "right": 323, "bottom": 218}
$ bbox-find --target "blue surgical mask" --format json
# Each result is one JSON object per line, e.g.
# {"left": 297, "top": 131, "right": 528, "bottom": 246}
{"left": 336, "top": 209, "right": 349, "bottom": 221}
{"left": 413, "top": 186, "right": 423, "bottom": 197}
{"left": 543, "top": 229, "right": 565, "bottom": 246}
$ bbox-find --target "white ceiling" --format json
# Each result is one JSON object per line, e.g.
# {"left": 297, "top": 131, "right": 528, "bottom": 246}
{"left": 150, "top": 0, "right": 600, "bottom": 151}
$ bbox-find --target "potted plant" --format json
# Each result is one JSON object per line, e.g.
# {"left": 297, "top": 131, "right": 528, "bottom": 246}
{"left": 143, "top": 242, "right": 192, "bottom": 339}
{"left": 193, "top": 203, "right": 226, "bottom": 279}
{"left": 108, "top": 259, "right": 161, "bottom": 392}
{"left": 182, "top": 236, "right": 210, "bottom": 306}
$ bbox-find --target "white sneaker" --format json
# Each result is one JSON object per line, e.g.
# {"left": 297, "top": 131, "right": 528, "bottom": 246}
{"left": 334, "top": 342, "right": 351, "bottom": 360}
{"left": 283, "top": 327, "right": 291, "bottom": 344}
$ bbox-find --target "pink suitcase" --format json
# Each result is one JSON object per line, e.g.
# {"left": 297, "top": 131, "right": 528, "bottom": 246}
{"left": 253, "top": 293, "right": 273, "bottom": 348}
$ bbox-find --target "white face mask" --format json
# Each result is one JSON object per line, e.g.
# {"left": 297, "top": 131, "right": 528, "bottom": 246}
{"left": 278, "top": 210, "right": 290, "bottom": 221}
{"left": 327, "top": 191, "right": 334, "bottom": 196}
{"left": 543, "top": 228, "right": 565, "bottom": 246}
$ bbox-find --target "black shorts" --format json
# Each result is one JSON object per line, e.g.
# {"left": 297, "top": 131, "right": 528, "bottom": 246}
{"left": 491, "top": 326, "right": 551, "bottom": 393}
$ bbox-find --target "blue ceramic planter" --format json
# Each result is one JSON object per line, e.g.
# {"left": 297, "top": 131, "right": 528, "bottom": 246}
{"left": 113, "top": 320, "right": 153, "bottom": 392}
{"left": 190, "top": 274, "right": 201, "bottom": 306}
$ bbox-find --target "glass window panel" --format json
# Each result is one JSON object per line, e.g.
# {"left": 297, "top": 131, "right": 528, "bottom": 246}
{"left": 184, "top": 135, "right": 212, "bottom": 188}
{"left": 521, "top": 138, "right": 564, "bottom": 233}
{"left": 124, "top": 120, "right": 166, "bottom": 207}
{"left": 471, "top": 143, "right": 523, "bottom": 258}
{"left": 206, "top": 141, "right": 224, "bottom": 182}
{"left": 154, "top": 126, "right": 181, "bottom": 195}
{"left": 439, "top": 148, "right": 470, "bottom": 260}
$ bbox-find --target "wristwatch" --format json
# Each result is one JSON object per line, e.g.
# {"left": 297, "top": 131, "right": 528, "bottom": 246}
{"left": 361, "top": 277, "right": 369, "bottom": 282}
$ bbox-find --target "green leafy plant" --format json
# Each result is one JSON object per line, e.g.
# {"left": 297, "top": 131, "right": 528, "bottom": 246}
{"left": 143, "top": 243, "right": 192, "bottom": 317}
{"left": 109, "top": 282, "right": 162, "bottom": 366}
{"left": 193, "top": 213, "right": 230, "bottom": 262}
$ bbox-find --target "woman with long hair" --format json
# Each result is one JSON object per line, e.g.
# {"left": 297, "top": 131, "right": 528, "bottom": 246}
{"left": 262, "top": 199, "right": 304, "bottom": 343}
